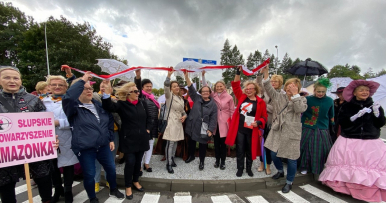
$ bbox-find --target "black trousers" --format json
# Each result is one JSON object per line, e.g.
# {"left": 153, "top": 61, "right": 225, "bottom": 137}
{"left": 214, "top": 125, "right": 226, "bottom": 164}
{"left": 0, "top": 181, "right": 16, "bottom": 203}
{"left": 188, "top": 138, "right": 207, "bottom": 163}
{"left": 259, "top": 125, "right": 272, "bottom": 164}
{"left": 236, "top": 131, "right": 252, "bottom": 170}
{"left": 34, "top": 174, "right": 53, "bottom": 202}
{"left": 52, "top": 158, "right": 74, "bottom": 193}
{"left": 124, "top": 151, "right": 145, "bottom": 188}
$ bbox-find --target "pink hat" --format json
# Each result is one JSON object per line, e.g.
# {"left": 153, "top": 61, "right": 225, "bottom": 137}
{"left": 343, "top": 80, "right": 380, "bottom": 102}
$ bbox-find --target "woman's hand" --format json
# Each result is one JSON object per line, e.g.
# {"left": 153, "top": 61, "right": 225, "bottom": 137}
{"left": 202, "top": 70, "right": 206, "bottom": 76}
{"left": 167, "top": 67, "right": 174, "bottom": 78}
{"left": 207, "top": 130, "right": 213, "bottom": 137}
{"left": 82, "top": 71, "right": 93, "bottom": 82}
{"left": 288, "top": 83, "right": 299, "bottom": 95}
{"left": 234, "top": 67, "right": 242, "bottom": 82}
{"left": 109, "top": 142, "right": 115, "bottom": 151}
{"left": 262, "top": 65, "right": 269, "bottom": 79}
{"left": 53, "top": 135, "right": 59, "bottom": 150}
{"left": 184, "top": 71, "right": 192, "bottom": 87}
{"left": 147, "top": 130, "right": 150, "bottom": 134}
{"left": 180, "top": 115, "right": 187, "bottom": 123}
{"left": 135, "top": 69, "right": 141, "bottom": 79}
{"left": 103, "top": 79, "right": 112, "bottom": 95}
{"left": 251, "top": 121, "right": 258, "bottom": 127}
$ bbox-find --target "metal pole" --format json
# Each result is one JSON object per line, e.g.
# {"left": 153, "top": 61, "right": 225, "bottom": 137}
{"left": 45, "top": 24, "right": 50, "bottom": 75}
{"left": 275, "top": 45, "right": 278, "bottom": 75}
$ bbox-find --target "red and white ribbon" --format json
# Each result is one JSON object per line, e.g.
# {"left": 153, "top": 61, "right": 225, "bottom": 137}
{"left": 61, "top": 58, "right": 270, "bottom": 80}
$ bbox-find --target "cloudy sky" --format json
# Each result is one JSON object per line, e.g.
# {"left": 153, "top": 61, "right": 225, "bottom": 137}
{"left": 10, "top": 0, "right": 386, "bottom": 88}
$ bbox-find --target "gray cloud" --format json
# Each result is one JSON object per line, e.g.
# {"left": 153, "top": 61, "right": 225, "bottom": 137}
{"left": 12, "top": 0, "right": 386, "bottom": 88}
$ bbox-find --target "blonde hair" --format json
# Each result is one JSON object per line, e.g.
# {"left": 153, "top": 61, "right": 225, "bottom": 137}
{"left": 71, "top": 78, "right": 82, "bottom": 86}
{"left": 35, "top": 81, "right": 48, "bottom": 93}
{"left": 271, "top": 75, "right": 283, "bottom": 88}
{"left": 284, "top": 78, "right": 302, "bottom": 92}
{"left": 114, "top": 82, "right": 136, "bottom": 101}
{"left": 46, "top": 75, "right": 68, "bottom": 87}
{"left": 242, "top": 80, "right": 260, "bottom": 95}
{"left": 214, "top": 80, "right": 226, "bottom": 89}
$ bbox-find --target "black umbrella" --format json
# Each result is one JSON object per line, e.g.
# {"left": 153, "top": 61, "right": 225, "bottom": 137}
{"left": 285, "top": 58, "right": 328, "bottom": 76}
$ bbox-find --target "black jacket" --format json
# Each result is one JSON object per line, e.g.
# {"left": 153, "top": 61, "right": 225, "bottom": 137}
{"left": 0, "top": 87, "right": 51, "bottom": 186}
{"left": 339, "top": 97, "right": 385, "bottom": 139}
{"left": 185, "top": 85, "right": 218, "bottom": 144}
{"left": 135, "top": 78, "right": 159, "bottom": 139}
{"left": 62, "top": 80, "right": 115, "bottom": 155}
{"left": 102, "top": 97, "right": 152, "bottom": 153}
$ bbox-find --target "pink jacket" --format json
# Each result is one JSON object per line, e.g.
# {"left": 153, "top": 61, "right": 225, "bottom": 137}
{"left": 212, "top": 90, "right": 235, "bottom": 137}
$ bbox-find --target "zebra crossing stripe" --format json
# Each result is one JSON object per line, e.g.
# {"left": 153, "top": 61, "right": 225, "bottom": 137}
{"left": 21, "top": 181, "right": 81, "bottom": 203}
{"left": 73, "top": 186, "right": 104, "bottom": 203}
{"left": 15, "top": 184, "right": 28, "bottom": 195}
{"left": 300, "top": 184, "right": 347, "bottom": 203}
{"left": 211, "top": 195, "right": 232, "bottom": 203}
{"left": 246, "top": 196, "right": 269, "bottom": 203}
{"left": 104, "top": 189, "right": 125, "bottom": 203}
{"left": 228, "top": 194, "right": 246, "bottom": 203}
{"left": 141, "top": 192, "right": 160, "bottom": 203}
{"left": 277, "top": 191, "right": 310, "bottom": 203}
{"left": 174, "top": 192, "right": 192, "bottom": 203}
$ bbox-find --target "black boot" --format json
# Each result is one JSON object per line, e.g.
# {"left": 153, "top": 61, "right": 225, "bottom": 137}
{"left": 272, "top": 171, "right": 284, "bottom": 179}
{"left": 171, "top": 157, "right": 177, "bottom": 167}
{"left": 246, "top": 168, "right": 254, "bottom": 177}
{"left": 166, "top": 164, "right": 174, "bottom": 174}
{"left": 185, "top": 156, "right": 195, "bottom": 163}
{"left": 51, "top": 186, "right": 64, "bottom": 203}
{"left": 282, "top": 183, "right": 292, "bottom": 193}
{"left": 214, "top": 159, "right": 219, "bottom": 168}
{"left": 199, "top": 162, "right": 204, "bottom": 171}
{"left": 64, "top": 191, "right": 73, "bottom": 203}
{"left": 220, "top": 162, "right": 226, "bottom": 170}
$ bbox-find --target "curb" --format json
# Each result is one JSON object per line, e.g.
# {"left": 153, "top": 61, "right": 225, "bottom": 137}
{"left": 102, "top": 173, "right": 315, "bottom": 192}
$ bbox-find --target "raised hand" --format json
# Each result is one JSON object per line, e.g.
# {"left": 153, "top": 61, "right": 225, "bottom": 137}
{"left": 288, "top": 83, "right": 299, "bottom": 95}
{"left": 135, "top": 69, "right": 141, "bottom": 79}
{"left": 167, "top": 67, "right": 174, "bottom": 78}
{"left": 102, "top": 79, "right": 112, "bottom": 95}
{"left": 82, "top": 71, "right": 93, "bottom": 82}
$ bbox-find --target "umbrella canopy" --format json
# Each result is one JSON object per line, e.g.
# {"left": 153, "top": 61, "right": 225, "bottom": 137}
{"left": 285, "top": 58, "right": 328, "bottom": 76}
{"left": 326, "top": 77, "right": 353, "bottom": 99}
{"left": 367, "top": 75, "right": 386, "bottom": 110}
{"left": 96, "top": 59, "right": 135, "bottom": 81}
{"left": 174, "top": 60, "right": 203, "bottom": 78}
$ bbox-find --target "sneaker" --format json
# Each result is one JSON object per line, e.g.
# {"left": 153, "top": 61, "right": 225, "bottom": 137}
{"left": 95, "top": 183, "right": 100, "bottom": 193}
{"left": 301, "top": 170, "right": 307, "bottom": 175}
{"left": 109, "top": 188, "right": 124, "bottom": 200}
{"left": 106, "top": 181, "right": 110, "bottom": 188}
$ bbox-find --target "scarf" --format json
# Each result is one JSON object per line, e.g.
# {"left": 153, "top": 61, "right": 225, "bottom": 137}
{"left": 142, "top": 90, "right": 160, "bottom": 109}
{"left": 127, "top": 98, "right": 138, "bottom": 105}
{"left": 51, "top": 94, "right": 64, "bottom": 102}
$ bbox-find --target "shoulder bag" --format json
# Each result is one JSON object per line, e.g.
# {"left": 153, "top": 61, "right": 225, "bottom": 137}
{"left": 158, "top": 95, "right": 173, "bottom": 133}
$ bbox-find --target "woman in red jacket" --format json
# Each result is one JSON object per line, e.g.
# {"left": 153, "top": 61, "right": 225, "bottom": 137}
{"left": 225, "top": 67, "right": 268, "bottom": 177}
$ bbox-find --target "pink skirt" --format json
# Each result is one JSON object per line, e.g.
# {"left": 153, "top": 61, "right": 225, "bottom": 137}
{"left": 319, "top": 136, "right": 386, "bottom": 202}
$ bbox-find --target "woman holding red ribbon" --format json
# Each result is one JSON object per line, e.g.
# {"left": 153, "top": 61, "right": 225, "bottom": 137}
{"left": 225, "top": 67, "right": 267, "bottom": 177}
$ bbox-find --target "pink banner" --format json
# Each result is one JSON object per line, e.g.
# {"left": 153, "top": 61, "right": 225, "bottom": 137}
{"left": 0, "top": 112, "right": 57, "bottom": 168}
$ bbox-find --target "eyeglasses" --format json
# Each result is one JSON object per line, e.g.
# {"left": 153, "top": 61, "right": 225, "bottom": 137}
{"left": 270, "top": 81, "right": 279, "bottom": 84}
{"left": 244, "top": 88, "right": 255, "bottom": 91}
{"left": 129, "top": 90, "right": 140, "bottom": 94}
{"left": 84, "top": 87, "right": 94, "bottom": 91}
{"left": 50, "top": 84, "right": 65, "bottom": 88}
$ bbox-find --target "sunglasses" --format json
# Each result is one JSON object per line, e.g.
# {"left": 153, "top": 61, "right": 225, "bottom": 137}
{"left": 129, "top": 90, "right": 140, "bottom": 94}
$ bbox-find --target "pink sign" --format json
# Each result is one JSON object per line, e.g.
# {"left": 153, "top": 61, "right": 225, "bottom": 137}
{"left": 0, "top": 112, "right": 57, "bottom": 168}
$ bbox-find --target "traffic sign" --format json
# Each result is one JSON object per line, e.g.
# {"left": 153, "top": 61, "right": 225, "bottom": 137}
{"left": 183, "top": 58, "right": 217, "bottom": 65}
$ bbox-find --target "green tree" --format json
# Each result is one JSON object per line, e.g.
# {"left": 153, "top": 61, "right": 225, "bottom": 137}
{"left": 176, "top": 76, "right": 185, "bottom": 85}
{"left": 0, "top": 2, "right": 33, "bottom": 65}
{"left": 152, "top": 88, "right": 159, "bottom": 96}
{"left": 158, "top": 88, "right": 164, "bottom": 96}
{"left": 220, "top": 40, "right": 245, "bottom": 84}
{"left": 17, "top": 16, "right": 117, "bottom": 91}
{"left": 327, "top": 64, "right": 363, "bottom": 80}
{"left": 376, "top": 69, "right": 386, "bottom": 77}
{"left": 363, "top": 67, "right": 376, "bottom": 79}
{"left": 276, "top": 53, "right": 293, "bottom": 82}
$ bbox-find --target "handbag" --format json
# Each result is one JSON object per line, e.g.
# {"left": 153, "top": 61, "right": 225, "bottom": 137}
{"left": 158, "top": 95, "right": 173, "bottom": 133}
{"left": 200, "top": 104, "right": 209, "bottom": 139}
{"left": 271, "top": 102, "right": 288, "bottom": 131}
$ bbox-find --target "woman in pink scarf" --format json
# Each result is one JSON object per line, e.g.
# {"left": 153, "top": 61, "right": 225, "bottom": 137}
{"left": 134, "top": 70, "right": 160, "bottom": 174}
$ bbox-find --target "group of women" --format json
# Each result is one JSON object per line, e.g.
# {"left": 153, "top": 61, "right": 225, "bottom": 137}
{"left": 0, "top": 63, "right": 385, "bottom": 202}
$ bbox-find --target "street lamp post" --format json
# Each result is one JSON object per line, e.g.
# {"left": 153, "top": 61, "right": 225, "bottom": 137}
{"left": 275, "top": 45, "right": 278, "bottom": 74}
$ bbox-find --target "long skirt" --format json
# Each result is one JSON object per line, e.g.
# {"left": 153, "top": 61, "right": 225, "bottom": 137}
{"left": 299, "top": 127, "right": 332, "bottom": 174}
{"left": 319, "top": 136, "right": 386, "bottom": 202}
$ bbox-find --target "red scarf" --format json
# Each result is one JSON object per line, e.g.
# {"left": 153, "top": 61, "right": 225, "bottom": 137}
{"left": 127, "top": 99, "right": 138, "bottom": 105}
